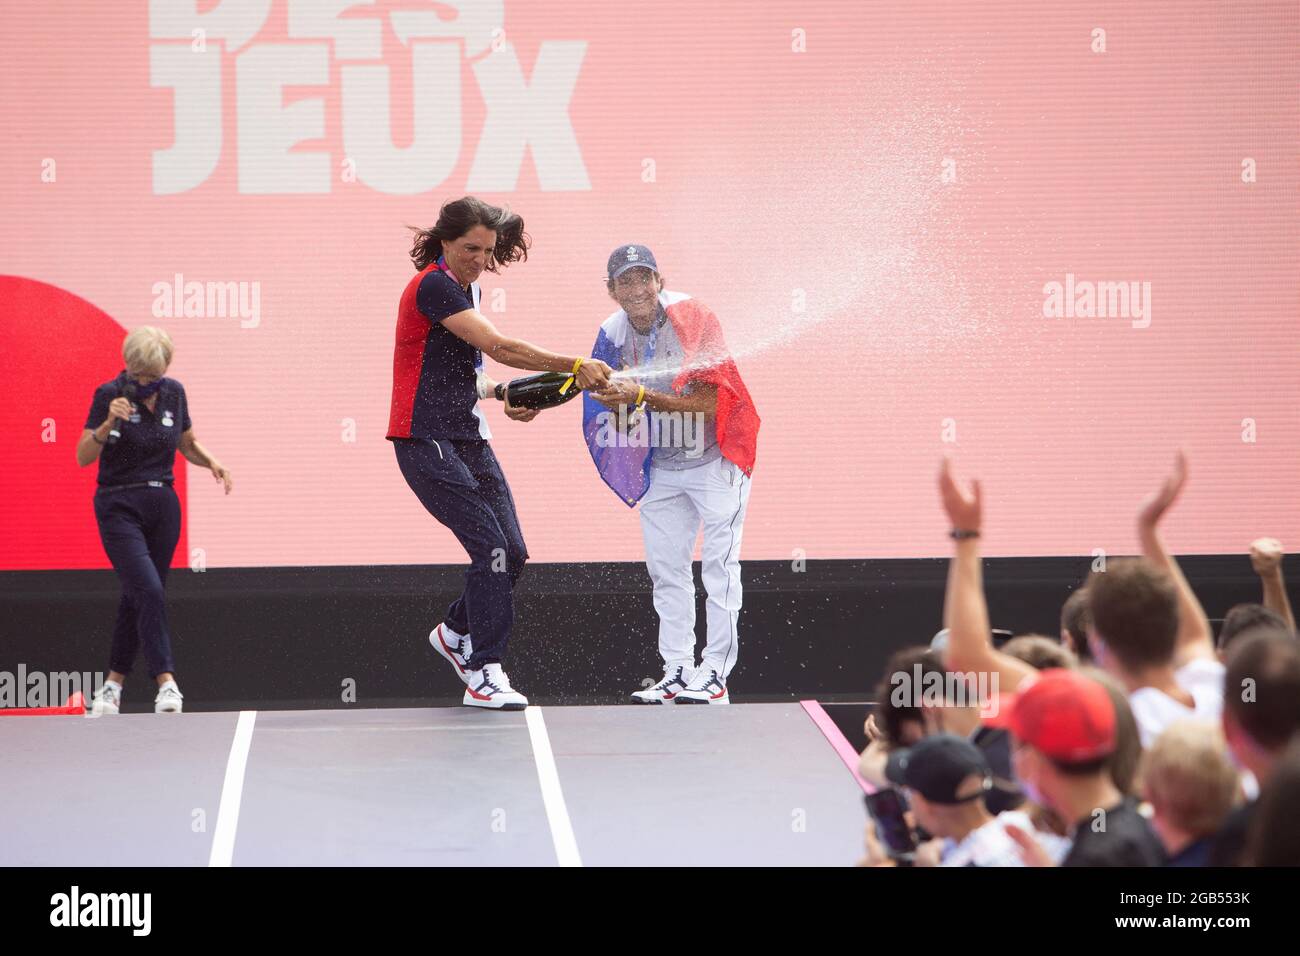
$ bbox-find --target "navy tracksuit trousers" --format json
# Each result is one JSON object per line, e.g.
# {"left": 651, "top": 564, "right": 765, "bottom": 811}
{"left": 394, "top": 438, "right": 529, "bottom": 669}
{"left": 93, "top": 484, "right": 182, "bottom": 678}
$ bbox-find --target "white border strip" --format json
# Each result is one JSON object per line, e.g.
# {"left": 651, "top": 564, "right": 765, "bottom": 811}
{"left": 208, "top": 710, "right": 257, "bottom": 868}
{"left": 524, "top": 706, "right": 583, "bottom": 867}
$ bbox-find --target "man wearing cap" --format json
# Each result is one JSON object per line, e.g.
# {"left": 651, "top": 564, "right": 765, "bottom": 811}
{"left": 881, "top": 734, "right": 1069, "bottom": 867}
{"left": 862, "top": 645, "right": 1026, "bottom": 813}
{"left": 986, "top": 669, "right": 1167, "bottom": 866}
{"left": 584, "top": 246, "right": 760, "bottom": 704}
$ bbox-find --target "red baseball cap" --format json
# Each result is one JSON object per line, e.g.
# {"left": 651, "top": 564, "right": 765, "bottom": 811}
{"left": 983, "top": 669, "right": 1117, "bottom": 763}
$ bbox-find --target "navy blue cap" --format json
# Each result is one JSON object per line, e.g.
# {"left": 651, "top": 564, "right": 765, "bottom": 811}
{"left": 885, "top": 733, "right": 993, "bottom": 805}
{"left": 607, "top": 244, "right": 658, "bottom": 280}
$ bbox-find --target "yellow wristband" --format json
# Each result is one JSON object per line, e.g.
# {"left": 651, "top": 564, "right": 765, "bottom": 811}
{"left": 635, "top": 385, "right": 645, "bottom": 406}
{"left": 571, "top": 356, "right": 585, "bottom": 375}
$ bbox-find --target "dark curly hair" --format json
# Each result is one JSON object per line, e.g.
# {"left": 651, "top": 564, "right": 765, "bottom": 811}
{"left": 409, "top": 196, "right": 530, "bottom": 272}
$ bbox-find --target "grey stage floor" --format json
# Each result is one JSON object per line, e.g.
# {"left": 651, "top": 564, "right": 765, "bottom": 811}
{"left": 0, "top": 703, "right": 863, "bottom": 866}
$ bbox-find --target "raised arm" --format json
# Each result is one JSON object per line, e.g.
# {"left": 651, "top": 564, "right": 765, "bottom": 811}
{"left": 938, "top": 457, "right": 1038, "bottom": 692}
{"left": 1136, "top": 452, "right": 1215, "bottom": 665}
{"left": 1250, "top": 537, "right": 1296, "bottom": 634}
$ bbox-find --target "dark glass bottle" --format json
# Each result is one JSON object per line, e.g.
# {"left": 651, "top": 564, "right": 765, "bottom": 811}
{"left": 493, "top": 371, "right": 584, "bottom": 410}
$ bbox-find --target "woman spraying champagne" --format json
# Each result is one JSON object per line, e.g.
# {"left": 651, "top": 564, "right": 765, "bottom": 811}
{"left": 388, "top": 196, "right": 612, "bottom": 710}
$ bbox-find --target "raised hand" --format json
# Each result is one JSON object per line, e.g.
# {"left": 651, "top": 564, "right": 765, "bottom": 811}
{"left": 1249, "top": 537, "right": 1284, "bottom": 576}
{"left": 1138, "top": 450, "right": 1188, "bottom": 531}
{"left": 938, "top": 455, "right": 982, "bottom": 532}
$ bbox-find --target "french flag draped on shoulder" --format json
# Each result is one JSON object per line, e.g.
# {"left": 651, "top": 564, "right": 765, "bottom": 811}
{"left": 583, "top": 290, "right": 760, "bottom": 507}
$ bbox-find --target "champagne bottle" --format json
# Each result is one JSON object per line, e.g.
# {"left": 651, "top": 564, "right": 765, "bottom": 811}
{"left": 493, "top": 371, "right": 585, "bottom": 410}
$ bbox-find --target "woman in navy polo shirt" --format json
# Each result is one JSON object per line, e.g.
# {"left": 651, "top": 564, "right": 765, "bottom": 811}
{"left": 389, "top": 196, "right": 612, "bottom": 710}
{"left": 76, "top": 327, "right": 232, "bottom": 715}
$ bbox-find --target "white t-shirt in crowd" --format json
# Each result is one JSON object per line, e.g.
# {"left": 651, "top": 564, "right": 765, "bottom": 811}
{"left": 940, "top": 811, "right": 1072, "bottom": 867}
{"left": 1128, "top": 657, "right": 1225, "bottom": 748}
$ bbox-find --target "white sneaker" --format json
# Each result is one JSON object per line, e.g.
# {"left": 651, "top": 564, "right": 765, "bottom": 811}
{"left": 630, "top": 666, "right": 692, "bottom": 704}
{"left": 463, "top": 664, "right": 529, "bottom": 710}
{"left": 429, "top": 623, "right": 474, "bottom": 684}
{"left": 87, "top": 681, "right": 122, "bottom": 717}
{"left": 675, "top": 667, "right": 729, "bottom": 705}
{"left": 154, "top": 681, "right": 184, "bottom": 714}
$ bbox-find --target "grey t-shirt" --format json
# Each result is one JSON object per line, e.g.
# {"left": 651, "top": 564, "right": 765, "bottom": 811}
{"left": 626, "top": 311, "right": 721, "bottom": 471}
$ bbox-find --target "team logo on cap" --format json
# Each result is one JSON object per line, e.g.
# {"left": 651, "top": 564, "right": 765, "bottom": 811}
{"left": 625, "top": 246, "right": 639, "bottom": 261}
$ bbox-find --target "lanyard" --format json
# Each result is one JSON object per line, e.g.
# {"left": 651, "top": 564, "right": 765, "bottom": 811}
{"left": 629, "top": 307, "right": 666, "bottom": 368}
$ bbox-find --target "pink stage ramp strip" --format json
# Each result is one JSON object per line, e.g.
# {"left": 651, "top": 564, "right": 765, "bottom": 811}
{"left": 800, "top": 700, "right": 876, "bottom": 795}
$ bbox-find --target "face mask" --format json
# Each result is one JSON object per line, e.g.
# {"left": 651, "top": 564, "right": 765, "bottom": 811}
{"left": 132, "top": 377, "right": 164, "bottom": 400}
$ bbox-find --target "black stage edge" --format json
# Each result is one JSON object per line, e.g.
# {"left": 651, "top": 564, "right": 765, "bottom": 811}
{"left": 1, "top": 556, "right": 1294, "bottom": 713}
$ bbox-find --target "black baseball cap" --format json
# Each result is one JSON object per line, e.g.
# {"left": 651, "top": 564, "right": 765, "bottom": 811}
{"left": 607, "top": 244, "right": 658, "bottom": 280}
{"left": 885, "top": 733, "right": 993, "bottom": 805}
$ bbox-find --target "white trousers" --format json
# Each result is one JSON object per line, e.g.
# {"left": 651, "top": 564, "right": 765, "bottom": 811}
{"left": 638, "top": 456, "right": 752, "bottom": 680}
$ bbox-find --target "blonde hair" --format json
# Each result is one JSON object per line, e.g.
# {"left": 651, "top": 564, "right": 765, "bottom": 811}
{"left": 1141, "top": 721, "right": 1239, "bottom": 837}
{"left": 122, "top": 326, "right": 174, "bottom": 376}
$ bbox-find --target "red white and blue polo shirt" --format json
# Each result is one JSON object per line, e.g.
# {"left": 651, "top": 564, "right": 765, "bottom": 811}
{"left": 387, "top": 259, "right": 492, "bottom": 441}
